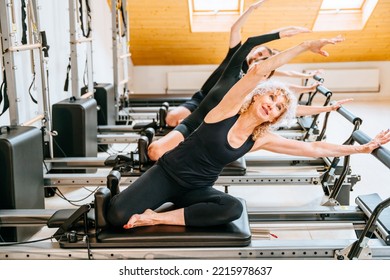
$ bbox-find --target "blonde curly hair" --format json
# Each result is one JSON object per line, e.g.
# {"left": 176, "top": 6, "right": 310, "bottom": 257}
{"left": 239, "top": 80, "right": 297, "bottom": 141}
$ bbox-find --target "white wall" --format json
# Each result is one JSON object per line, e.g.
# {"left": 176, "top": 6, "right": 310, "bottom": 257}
{"left": 132, "top": 61, "right": 390, "bottom": 101}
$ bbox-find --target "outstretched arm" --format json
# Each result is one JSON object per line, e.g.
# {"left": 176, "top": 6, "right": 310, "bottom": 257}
{"left": 256, "top": 35, "right": 344, "bottom": 77}
{"left": 230, "top": 0, "right": 268, "bottom": 48}
{"left": 286, "top": 81, "right": 320, "bottom": 95}
{"left": 296, "top": 99, "right": 354, "bottom": 117}
{"left": 256, "top": 129, "right": 390, "bottom": 158}
{"left": 274, "top": 69, "right": 323, "bottom": 79}
{"left": 206, "top": 35, "right": 345, "bottom": 122}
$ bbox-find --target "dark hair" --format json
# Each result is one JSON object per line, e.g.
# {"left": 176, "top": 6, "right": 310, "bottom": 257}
{"left": 267, "top": 69, "right": 276, "bottom": 79}
{"left": 263, "top": 46, "right": 274, "bottom": 56}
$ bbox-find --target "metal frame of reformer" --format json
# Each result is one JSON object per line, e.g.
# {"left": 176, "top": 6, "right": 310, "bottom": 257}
{"left": 0, "top": 238, "right": 389, "bottom": 260}
{"left": 0, "top": 0, "right": 53, "bottom": 150}
{"left": 0, "top": 201, "right": 389, "bottom": 259}
{"left": 1, "top": 130, "right": 389, "bottom": 260}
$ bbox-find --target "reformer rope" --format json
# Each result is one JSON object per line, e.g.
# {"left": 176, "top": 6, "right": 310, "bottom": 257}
{"left": 78, "top": 0, "right": 92, "bottom": 38}
{"left": 0, "top": 69, "right": 9, "bottom": 117}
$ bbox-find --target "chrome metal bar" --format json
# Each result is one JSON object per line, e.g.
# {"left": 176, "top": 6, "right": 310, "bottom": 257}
{"left": 7, "top": 43, "right": 41, "bottom": 52}
{"left": 1, "top": 239, "right": 390, "bottom": 260}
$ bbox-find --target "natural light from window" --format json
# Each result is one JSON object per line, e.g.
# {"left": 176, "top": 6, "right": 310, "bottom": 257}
{"left": 189, "top": 0, "right": 243, "bottom": 32}
{"left": 321, "top": 0, "right": 365, "bottom": 10}
{"left": 192, "top": 0, "right": 240, "bottom": 12}
{"left": 313, "top": 0, "right": 378, "bottom": 31}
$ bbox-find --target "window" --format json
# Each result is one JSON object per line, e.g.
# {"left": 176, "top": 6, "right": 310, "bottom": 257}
{"left": 313, "top": 0, "right": 378, "bottom": 31}
{"left": 188, "top": 0, "right": 243, "bottom": 32}
{"left": 320, "top": 0, "right": 365, "bottom": 10}
{"left": 192, "top": 0, "right": 240, "bottom": 13}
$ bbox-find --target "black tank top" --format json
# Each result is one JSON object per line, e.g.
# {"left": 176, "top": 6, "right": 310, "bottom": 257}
{"left": 158, "top": 115, "right": 254, "bottom": 188}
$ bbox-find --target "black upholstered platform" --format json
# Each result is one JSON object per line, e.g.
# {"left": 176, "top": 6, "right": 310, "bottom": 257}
{"left": 221, "top": 157, "right": 246, "bottom": 176}
{"left": 59, "top": 198, "right": 251, "bottom": 248}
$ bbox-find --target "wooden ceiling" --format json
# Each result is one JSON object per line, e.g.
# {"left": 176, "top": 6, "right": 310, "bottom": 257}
{"left": 127, "top": 0, "right": 390, "bottom": 66}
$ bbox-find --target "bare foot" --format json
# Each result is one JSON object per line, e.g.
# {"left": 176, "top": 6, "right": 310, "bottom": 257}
{"left": 123, "top": 209, "right": 157, "bottom": 229}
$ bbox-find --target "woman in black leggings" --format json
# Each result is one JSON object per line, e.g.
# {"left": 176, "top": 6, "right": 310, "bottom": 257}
{"left": 106, "top": 34, "right": 390, "bottom": 229}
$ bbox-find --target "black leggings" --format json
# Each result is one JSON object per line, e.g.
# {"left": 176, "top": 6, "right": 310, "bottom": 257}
{"left": 106, "top": 164, "right": 243, "bottom": 227}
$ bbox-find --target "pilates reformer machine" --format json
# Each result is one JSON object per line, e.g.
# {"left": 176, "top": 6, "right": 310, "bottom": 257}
{"left": 0, "top": 129, "right": 389, "bottom": 260}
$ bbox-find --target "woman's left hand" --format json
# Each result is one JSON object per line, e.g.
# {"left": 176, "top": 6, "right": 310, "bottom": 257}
{"left": 364, "top": 129, "right": 390, "bottom": 153}
{"left": 330, "top": 98, "right": 354, "bottom": 111}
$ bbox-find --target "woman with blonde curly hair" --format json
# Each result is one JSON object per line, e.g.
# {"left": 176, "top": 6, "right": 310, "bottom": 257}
{"left": 238, "top": 80, "right": 297, "bottom": 140}
{"left": 106, "top": 35, "right": 390, "bottom": 229}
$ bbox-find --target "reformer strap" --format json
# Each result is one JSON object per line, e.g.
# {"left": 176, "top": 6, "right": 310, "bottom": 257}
{"left": 63, "top": 57, "right": 71, "bottom": 92}
{"left": 0, "top": 69, "right": 9, "bottom": 117}
{"left": 20, "top": 0, "right": 39, "bottom": 104}
{"left": 21, "top": 0, "right": 28, "bottom": 44}
{"left": 28, "top": 73, "right": 38, "bottom": 104}
{"left": 78, "top": 0, "right": 91, "bottom": 38}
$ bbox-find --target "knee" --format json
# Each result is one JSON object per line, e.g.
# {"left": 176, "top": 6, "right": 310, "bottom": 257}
{"left": 219, "top": 196, "right": 243, "bottom": 224}
{"left": 227, "top": 197, "right": 244, "bottom": 222}
{"left": 165, "top": 107, "right": 191, "bottom": 127}
{"left": 148, "top": 141, "right": 164, "bottom": 161}
{"left": 165, "top": 110, "right": 181, "bottom": 127}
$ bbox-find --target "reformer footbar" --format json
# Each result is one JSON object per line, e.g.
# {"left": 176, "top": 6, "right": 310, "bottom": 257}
{"left": 298, "top": 74, "right": 324, "bottom": 106}
{"left": 244, "top": 103, "right": 363, "bottom": 205}
{"left": 334, "top": 130, "right": 390, "bottom": 259}
{"left": 321, "top": 104, "right": 363, "bottom": 206}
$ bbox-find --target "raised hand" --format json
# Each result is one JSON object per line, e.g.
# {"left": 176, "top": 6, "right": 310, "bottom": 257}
{"left": 363, "top": 129, "right": 390, "bottom": 153}
{"left": 330, "top": 98, "right": 354, "bottom": 111}
{"left": 306, "top": 81, "right": 322, "bottom": 92}
{"left": 306, "top": 35, "right": 345, "bottom": 57}
{"left": 307, "top": 69, "right": 324, "bottom": 77}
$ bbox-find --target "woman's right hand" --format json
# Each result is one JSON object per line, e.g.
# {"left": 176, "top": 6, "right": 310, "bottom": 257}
{"left": 305, "top": 35, "right": 345, "bottom": 57}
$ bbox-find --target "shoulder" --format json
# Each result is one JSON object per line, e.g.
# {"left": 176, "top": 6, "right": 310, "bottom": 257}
{"left": 251, "top": 131, "right": 279, "bottom": 151}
